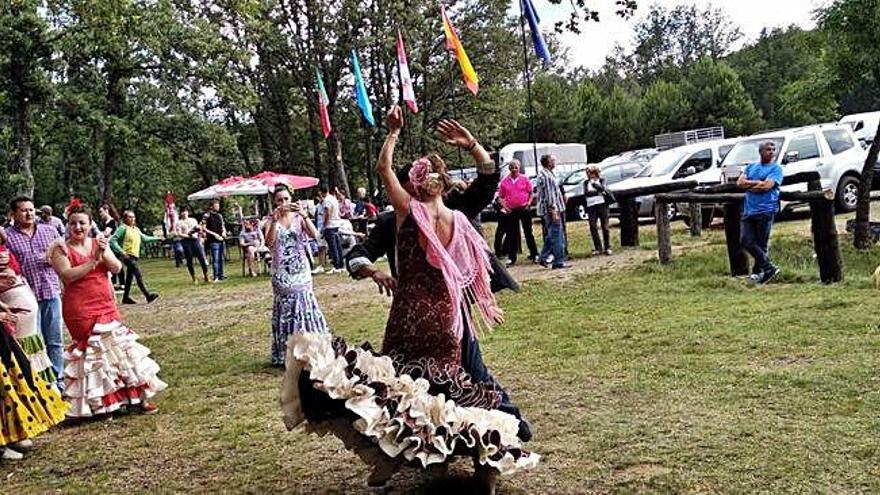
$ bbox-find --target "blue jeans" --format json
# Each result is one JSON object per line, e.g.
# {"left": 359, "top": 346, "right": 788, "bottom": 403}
{"left": 324, "top": 228, "right": 343, "bottom": 269}
{"left": 539, "top": 212, "right": 565, "bottom": 267}
{"left": 36, "top": 296, "right": 64, "bottom": 389}
{"left": 209, "top": 242, "right": 225, "bottom": 279}
{"left": 741, "top": 212, "right": 775, "bottom": 273}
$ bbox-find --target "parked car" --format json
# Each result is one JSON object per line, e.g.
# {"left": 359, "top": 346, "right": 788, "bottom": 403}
{"left": 599, "top": 148, "right": 659, "bottom": 168}
{"left": 562, "top": 161, "right": 645, "bottom": 221}
{"left": 701, "top": 124, "right": 871, "bottom": 218}
{"left": 608, "top": 138, "right": 740, "bottom": 220}
{"left": 839, "top": 111, "right": 880, "bottom": 146}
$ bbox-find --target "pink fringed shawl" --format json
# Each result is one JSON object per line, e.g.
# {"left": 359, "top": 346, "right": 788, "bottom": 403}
{"left": 408, "top": 200, "right": 498, "bottom": 342}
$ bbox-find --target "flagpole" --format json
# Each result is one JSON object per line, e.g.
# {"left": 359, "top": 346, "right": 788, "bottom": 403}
{"left": 518, "top": 1, "right": 539, "bottom": 176}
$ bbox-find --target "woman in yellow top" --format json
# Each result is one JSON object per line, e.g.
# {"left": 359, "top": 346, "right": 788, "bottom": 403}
{"left": 108, "top": 211, "right": 160, "bottom": 305}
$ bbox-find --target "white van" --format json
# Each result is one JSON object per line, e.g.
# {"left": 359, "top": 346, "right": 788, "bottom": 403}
{"left": 498, "top": 142, "right": 587, "bottom": 176}
{"left": 839, "top": 111, "right": 880, "bottom": 145}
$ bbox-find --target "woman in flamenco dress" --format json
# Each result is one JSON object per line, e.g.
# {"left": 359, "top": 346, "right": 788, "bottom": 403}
{"left": 48, "top": 204, "right": 166, "bottom": 418}
{"left": 281, "top": 106, "right": 538, "bottom": 493}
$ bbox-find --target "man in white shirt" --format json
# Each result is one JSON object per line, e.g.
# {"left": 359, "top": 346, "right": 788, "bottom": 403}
{"left": 320, "top": 188, "right": 344, "bottom": 273}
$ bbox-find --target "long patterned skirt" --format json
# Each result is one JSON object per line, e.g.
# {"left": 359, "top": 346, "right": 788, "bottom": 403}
{"left": 270, "top": 286, "right": 329, "bottom": 366}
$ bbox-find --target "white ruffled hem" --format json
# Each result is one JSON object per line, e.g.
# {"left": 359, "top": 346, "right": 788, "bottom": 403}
{"left": 280, "top": 333, "right": 539, "bottom": 475}
{"left": 26, "top": 348, "right": 54, "bottom": 374}
{"left": 63, "top": 320, "right": 167, "bottom": 417}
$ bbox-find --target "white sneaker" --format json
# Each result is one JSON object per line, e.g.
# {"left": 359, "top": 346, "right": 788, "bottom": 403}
{"left": 2, "top": 447, "right": 23, "bottom": 460}
{"left": 329, "top": 268, "right": 343, "bottom": 274}
{"left": 12, "top": 439, "right": 33, "bottom": 449}
{"left": 311, "top": 266, "right": 325, "bottom": 274}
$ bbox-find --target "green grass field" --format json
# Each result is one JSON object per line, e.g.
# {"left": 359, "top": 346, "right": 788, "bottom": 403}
{"left": 3, "top": 208, "right": 880, "bottom": 493}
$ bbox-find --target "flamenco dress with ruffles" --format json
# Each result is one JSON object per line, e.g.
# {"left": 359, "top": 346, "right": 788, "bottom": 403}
{"left": 0, "top": 320, "right": 68, "bottom": 447}
{"left": 0, "top": 245, "right": 56, "bottom": 384}
{"left": 62, "top": 241, "right": 167, "bottom": 417}
{"left": 281, "top": 201, "right": 538, "bottom": 476}
{"left": 269, "top": 217, "right": 329, "bottom": 366}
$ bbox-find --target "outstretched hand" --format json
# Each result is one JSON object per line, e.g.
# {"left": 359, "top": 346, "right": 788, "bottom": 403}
{"left": 436, "top": 119, "right": 474, "bottom": 149}
{"left": 386, "top": 105, "right": 404, "bottom": 133}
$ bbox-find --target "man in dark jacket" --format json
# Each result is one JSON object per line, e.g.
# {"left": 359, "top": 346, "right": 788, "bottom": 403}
{"left": 345, "top": 158, "right": 532, "bottom": 442}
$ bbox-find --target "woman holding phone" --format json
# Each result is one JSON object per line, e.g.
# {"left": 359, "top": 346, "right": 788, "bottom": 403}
{"left": 264, "top": 184, "right": 329, "bottom": 367}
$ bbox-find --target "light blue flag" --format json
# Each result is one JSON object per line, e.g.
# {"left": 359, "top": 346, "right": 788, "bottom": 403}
{"left": 522, "top": 0, "right": 551, "bottom": 65}
{"left": 351, "top": 49, "right": 375, "bottom": 127}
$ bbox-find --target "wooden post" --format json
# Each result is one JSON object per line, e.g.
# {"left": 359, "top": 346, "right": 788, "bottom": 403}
{"left": 723, "top": 201, "right": 750, "bottom": 276}
{"left": 619, "top": 196, "right": 640, "bottom": 247}
{"left": 810, "top": 198, "right": 843, "bottom": 283}
{"left": 655, "top": 200, "right": 672, "bottom": 264}
{"left": 688, "top": 202, "right": 702, "bottom": 237}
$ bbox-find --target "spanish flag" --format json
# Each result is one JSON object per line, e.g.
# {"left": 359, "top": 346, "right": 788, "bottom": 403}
{"left": 441, "top": 5, "right": 479, "bottom": 95}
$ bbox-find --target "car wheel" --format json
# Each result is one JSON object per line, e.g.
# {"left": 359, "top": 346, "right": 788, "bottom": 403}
{"left": 667, "top": 203, "right": 678, "bottom": 221}
{"left": 836, "top": 175, "right": 860, "bottom": 213}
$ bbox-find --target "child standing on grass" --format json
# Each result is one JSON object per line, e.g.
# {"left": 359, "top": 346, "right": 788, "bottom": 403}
{"left": 49, "top": 205, "right": 166, "bottom": 417}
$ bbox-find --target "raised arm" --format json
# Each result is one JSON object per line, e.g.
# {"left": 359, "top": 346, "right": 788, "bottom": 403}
{"left": 437, "top": 119, "right": 490, "bottom": 165}
{"left": 376, "top": 105, "right": 411, "bottom": 217}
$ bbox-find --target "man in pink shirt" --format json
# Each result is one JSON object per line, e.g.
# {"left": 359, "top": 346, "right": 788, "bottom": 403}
{"left": 497, "top": 159, "right": 538, "bottom": 265}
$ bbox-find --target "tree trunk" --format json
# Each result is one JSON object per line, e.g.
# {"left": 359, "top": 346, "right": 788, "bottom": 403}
{"left": 102, "top": 69, "right": 125, "bottom": 204}
{"left": 853, "top": 121, "right": 880, "bottom": 249}
{"left": 12, "top": 92, "right": 34, "bottom": 198}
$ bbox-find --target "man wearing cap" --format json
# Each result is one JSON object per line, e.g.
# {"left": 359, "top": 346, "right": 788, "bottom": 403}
{"left": 38, "top": 205, "right": 65, "bottom": 237}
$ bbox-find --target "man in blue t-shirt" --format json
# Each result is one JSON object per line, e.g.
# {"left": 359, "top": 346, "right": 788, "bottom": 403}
{"left": 737, "top": 141, "right": 784, "bottom": 284}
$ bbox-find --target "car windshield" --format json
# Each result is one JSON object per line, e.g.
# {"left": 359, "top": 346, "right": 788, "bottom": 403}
{"left": 563, "top": 170, "right": 586, "bottom": 185}
{"left": 722, "top": 137, "right": 785, "bottom": 166}
{"left": 635, "top": 149, "right": 686, "bottom": 178}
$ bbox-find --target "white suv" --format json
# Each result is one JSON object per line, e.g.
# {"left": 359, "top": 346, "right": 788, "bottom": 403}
{"left": 718, "top": 124, "right": 867, "bottom": 213}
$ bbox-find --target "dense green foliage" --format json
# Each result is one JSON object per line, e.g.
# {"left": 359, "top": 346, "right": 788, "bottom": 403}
{"left": 0, "top": 1, "right": 878, "bottom": 226}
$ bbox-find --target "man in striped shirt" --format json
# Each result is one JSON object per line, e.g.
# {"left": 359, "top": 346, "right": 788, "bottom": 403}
{"left": 536, "top": 155, "right": 569, "bottom": 269}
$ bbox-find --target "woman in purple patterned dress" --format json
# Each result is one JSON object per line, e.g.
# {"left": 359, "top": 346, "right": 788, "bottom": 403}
{"left": 264, "top": 184, "right": 329, "bottom": 366}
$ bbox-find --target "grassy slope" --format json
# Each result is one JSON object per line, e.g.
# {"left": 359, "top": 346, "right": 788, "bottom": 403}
{"left": 3, "top": 209, "right": 880, "bottom": 493}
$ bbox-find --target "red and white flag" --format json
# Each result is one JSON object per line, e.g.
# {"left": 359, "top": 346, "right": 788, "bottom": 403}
{"left": 397, "top": 30, "right": 419, "bottom": 113}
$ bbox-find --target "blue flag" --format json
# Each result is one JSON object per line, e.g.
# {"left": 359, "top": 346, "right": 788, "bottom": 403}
{"left": 522, "top": 0, "right": 551, "bottom": 65}
{"left": 351, "top": 49, "right": 375, "bottom": 127}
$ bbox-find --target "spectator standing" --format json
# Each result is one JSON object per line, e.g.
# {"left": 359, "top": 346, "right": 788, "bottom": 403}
{"left": 535, "top": 155, "right": 569, "bottom": 269}
{"left": 497, "top": 159, "right": 538, "bottom": 265}
{"left": 109, "top": 210, "right": 160, "bottom": 304}
{"left": 175, "top": 208, "right": 209, "bottom": 284}
{"left": 203, "top": 199, "right": 227, "bottom": 282}
{"left": 4, "top": 197, "right": 65, "bottom": 389}
{"left": 737, "top": 141, "right": 783, "bottom": 284}
{"left": 239, "top": 218, "right": 265, "bottom": 277}
{"left": 37, "top": 206, "right": 65, "bottom": 237}
{"left": 98, "top": 204, "right": 124, "bottom": 289}
{"left": 321, "top": 188, "right": 345, "bottom": 273}
{"left": 353, "top": 187, "right": 368, "bottom": 218}
{"left": 583, "top": 165, "right": 613, "bottom": 256}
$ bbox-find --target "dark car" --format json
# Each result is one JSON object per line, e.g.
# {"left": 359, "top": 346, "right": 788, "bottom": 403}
{"left": 563, "top": 162, "right": 645, "bottom": 221}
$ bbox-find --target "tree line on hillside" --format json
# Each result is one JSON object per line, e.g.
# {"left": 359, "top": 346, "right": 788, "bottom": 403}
{"left": 1, "top": 0, "right": 878, "bottom": 240}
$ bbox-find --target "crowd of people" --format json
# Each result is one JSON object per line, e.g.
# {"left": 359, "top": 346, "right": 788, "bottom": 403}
{"left": 0, "top": 107, "right": 788, "bottom": 494}
{"left": 1, "top": 198, "right": 166, "bottom": 461}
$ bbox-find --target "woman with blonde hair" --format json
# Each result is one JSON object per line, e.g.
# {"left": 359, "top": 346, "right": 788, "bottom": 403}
{"left": 584, "top": 164, "right": 613, "bottom": 255}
